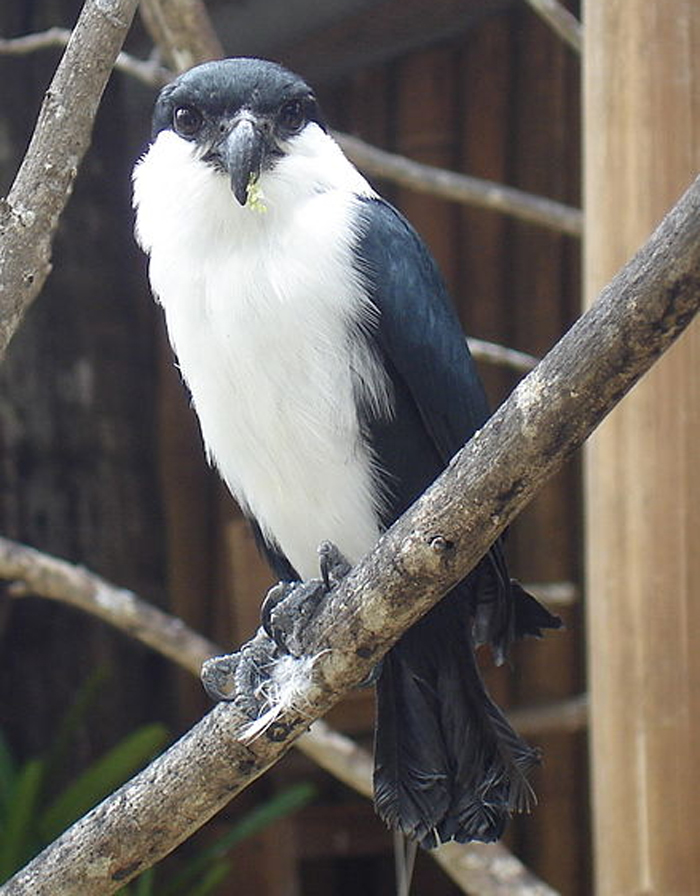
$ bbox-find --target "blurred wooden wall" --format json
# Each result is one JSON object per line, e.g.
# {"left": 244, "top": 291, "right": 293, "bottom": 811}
{"left": 152, "top": 6, "right": 587, "bottom": 894}
{"left": 0, "top": 2, "right": 587, "bottom": 895}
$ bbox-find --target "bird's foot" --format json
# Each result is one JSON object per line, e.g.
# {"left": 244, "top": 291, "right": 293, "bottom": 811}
{"left": 261, "top": 541, "right": 351, "bottom": 657}
{"left": 201, "top": 628, "right": 279, "bottom": 720}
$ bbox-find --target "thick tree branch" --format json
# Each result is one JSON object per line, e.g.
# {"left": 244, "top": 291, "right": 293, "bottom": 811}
{"left": 334, "top": 133, "right": 583, "bottom": 237}
{"left": 0, "top": 0, "right": 140, "bottom": 360}
{"left": 1, "top": 173, "right": 698, "bottom": 895}
{"left": 523, "top": 0, "right": 583, "bottom": 53}
{"left": 0, "top": 535, "right": 572, "bottom": 894}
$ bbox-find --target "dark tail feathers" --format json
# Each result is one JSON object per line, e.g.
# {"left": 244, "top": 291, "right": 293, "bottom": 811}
{"left": 373, "top": 581, "right": 556, "bottom": 849}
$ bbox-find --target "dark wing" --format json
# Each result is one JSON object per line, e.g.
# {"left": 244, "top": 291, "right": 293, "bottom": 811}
{"left": 355, "top": 197, "right": 489, "bottom": 522}
{"left": 356, "top": 198, "right": 559, "bottom": 846}
{"left": 354, "top": 197, "right": 558, "bottom": 649}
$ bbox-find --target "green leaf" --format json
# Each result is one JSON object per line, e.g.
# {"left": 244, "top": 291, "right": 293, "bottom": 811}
{"left": 0, "top": 730, "right": 18, "bottom": 816}
{"left": 38, "top": 723, "right": 169, "bottom": 842}
{"left": 44, "top": 665, "right": 111, "bottom": 785}
{"left": 161, "top": 782, "right": 316, "bottom": 896}
{"left": 183, "top": 860, "right": 230, "bottom": 896}
{"left": 130, "top": 865, "right": 156, "bottom": 896}
{"left": 0, "top": 758, "right": 45, "bottom": 882}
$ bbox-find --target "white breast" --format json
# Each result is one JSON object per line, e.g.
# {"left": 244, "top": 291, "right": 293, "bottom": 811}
{"left": 133, "top": 128, "right": 391, "bottom": 579}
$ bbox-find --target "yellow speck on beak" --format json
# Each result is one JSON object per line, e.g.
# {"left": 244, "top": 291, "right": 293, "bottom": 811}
{"left": 246, "top": 176, "right": 267, "bottom": 213}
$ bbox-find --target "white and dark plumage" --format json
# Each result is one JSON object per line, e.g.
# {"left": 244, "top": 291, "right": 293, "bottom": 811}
{"left": 133, "top": 57, "right": 560, "bottom": 849}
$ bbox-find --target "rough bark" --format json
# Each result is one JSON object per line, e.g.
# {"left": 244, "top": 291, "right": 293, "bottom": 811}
{"left": 0, "top": 535, "right": 571, "bottom": 895}
{"left": 0, "top": 171, "right": 698, "bottom": 896}
{"left": 0, "top": 0, "right": 139, "bottom": 359}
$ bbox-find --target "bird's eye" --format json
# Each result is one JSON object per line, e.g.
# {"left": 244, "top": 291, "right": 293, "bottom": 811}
{"left": 173, "top": 105, "right": 203, "bottom": 138}
{"left": 279, "top": 99, "right": 305, "bottom": 133}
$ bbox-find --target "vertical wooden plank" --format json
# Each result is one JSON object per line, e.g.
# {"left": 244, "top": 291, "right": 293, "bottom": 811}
{"left": 157, "top": 331, "right": 217, "bottom": 721}
{"left": 457, "top": 15, "right": 513, "bottom": 400}
{"left": 502, "top": 7, "right": 586, "bottom": 893}
{"left": 222, "top": 497, "right": 274, "bottom": 644}
{"left": 455, "top": 16, "right": 516, "bottom": 718}
{"left": 584, "top": 2, "right": 700, "bottom": 893}
{"left": 221, "top": 816, "right": 300, "bottom": 896}
{"left": 393, "top": 47, "right": 460, "bottom": 292}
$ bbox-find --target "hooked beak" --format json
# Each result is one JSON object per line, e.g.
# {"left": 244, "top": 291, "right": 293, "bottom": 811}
{"left": 222, "top": 117, "right": 266, "bottom": 206}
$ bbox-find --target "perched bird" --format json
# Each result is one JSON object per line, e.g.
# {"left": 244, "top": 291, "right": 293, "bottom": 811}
{"left": 133, "top": 57, "right": 560, "bottom": 849}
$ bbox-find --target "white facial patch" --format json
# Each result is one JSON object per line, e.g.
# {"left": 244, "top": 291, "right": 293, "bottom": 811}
{"left": 133, "top": 125, "right": 392, "bottom": 580}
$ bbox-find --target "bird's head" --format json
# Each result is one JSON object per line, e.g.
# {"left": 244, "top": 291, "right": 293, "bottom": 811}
{"left": 151, "top": 58, "right": 327, "bottom": 207}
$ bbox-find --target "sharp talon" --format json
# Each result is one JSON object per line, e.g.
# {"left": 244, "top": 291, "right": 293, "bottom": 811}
{"left": 357, "top": 658, "right": 384, "bottom": 688}
{"left": 318, "top": 540, "right": 352, "bottom": 590}
{"left": 261, "top": 580, "right": 294, "bottom": 638}
{"left": 259, "top": 544, "right": 350, "bottom": 658}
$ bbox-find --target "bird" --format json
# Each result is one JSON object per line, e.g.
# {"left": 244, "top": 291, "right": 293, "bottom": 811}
{"left": 132, "top": 57, "right": 560, "bottom": 850}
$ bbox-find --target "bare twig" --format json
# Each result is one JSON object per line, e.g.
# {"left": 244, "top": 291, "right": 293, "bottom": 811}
{"left": 0, "top": 537, "right": 217, "bottom": 670}
{"left": 0, "top": 28, "right": 581, "bottom": 241}
{"left": 0, "top": 27, "right": 171, "bottom": 88}
{"left": 334, "top": 133, "right": 583, "bottom": 237}
{"left": 0, "top": 535, "right": 571, "bottom": 894}
{"left": 508, "top": 694, "right": 588, "bottom": 736}
{"left": 523, "top": 0, "right": 583, "bottom": 53}
{"left": 526, "top": 581, "right": 579, "bottom": 607}
{"left": 468, "top": 337, "right": 539, "bottom": 374}
{"left": 301, "top": 721, "right": 560, "bottom": 896}
{"left": 138, "top": 0, "right": 222, "bottom": 72}
{"left": 1, "top": 172, "right": 698, "bottom": 895}
{"left": 0, "top": 0, "right": 140, "bottom": 359}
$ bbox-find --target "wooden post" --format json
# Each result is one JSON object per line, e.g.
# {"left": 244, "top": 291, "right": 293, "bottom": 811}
{"left": 584, "top": 2, "right": 700, "bottom": 893}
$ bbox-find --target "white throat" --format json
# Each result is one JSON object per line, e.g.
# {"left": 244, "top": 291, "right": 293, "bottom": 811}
{"left": 133, "top": 125, "right": 392, "bottom": 579}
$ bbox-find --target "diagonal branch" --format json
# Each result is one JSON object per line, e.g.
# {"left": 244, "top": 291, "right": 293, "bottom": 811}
{"left": 523, "top": 0, "right": 583, "bottom": 53}
{"left": 334, "top": 132, "right": 583, "bottom": 237}
{"left": 0, "top": 536, "right": 574, "bottom": 895}
{"left": 0, "top": 28, "right": 582, "bottom": 242}
{"left": 0, "top": 27, "right": 171, "bottom": 87}
{"left": 0, "top": 537, "right": 218, "bottom": 670}
{"left": 0, "top": 0, "right": 140, "bottom": 360}
{"left": 467, "top": 337, "right": 539, "bottom": 373}
{"left": 1, "top": 171, "right": 698, "bottom": 896}
{"left": 138, "top": 0, "right": 223, "bottom": 72}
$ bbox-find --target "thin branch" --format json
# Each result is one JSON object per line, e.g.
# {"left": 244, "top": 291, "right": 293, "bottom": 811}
{"left": 526, "top": 581, "right": 579, "bottom": 607}
{"left": 0, "top": 0, "right": 140, "bottom": 360}
{"left": 508, "top": 695, "right": 588, "bottom": 736}
{"left": 0, "top": 28, "right": 171, "bottom": 88}
{"left": 0, "top": 535, "right": 568, "bottom": 895}
{"left": 334, "top": 132, "right": 584, "bottom": 237}
{"left": 468, "top": 337, "right": 539, "bottom": 374}
{"left": 1, "top": 173, "right": 698, "bottom": 895}
{"left": 301, "top": 721, "right": 560, "bottom": 896}
{"left": 138, "top": 0, "right": 223, "bottom": 73}
{"left": 523, "top": 0, "right": 583, "bottom": 53}
{"left": 0, "top": 537, "right": 217, "bottom": 670}
{"left": 0, "top": 30, "right": 581, "bottom": 240}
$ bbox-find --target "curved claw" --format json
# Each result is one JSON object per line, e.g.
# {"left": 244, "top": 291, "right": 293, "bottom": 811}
{"left": 261, "top": 581, "right": 295, "bottom": 640}
{"left": 318, "top": 541, "right": 352, "bottom": 590}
